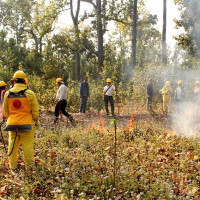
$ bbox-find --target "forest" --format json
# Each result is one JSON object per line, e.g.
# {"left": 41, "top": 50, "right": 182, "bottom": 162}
{"left": 1, "top": 0, "right": 200, "bottom": 199}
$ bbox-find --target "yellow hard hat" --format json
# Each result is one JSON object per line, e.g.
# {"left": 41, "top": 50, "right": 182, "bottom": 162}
{"left": 25, "top": 78, "right": 28, "bottom": 84}
{"left": 107, "top": 78, "right": 112, "bottom": 83}
{"left": 0, "top": 81, "right": 7, "bottom": 87}
{"left": 195, "top": 81, "right": 200, "bottom": 84}
{"left": 56, "top": 78, "right": 63, "bottom": 83}
{"left": 165, "top": 81, "right": 171, "bottom": 86}
{"left": 13, "top": 70, "right": 26, "bottom": 80}
{"left": 178, "top": 80, "right": 183, "bottom": 85}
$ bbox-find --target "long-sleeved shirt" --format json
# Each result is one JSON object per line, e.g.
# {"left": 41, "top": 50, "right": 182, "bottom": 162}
{"left": 174, "top": 86, "right": 185, "bottom": 100}
{"left": 3, "top": 83, "right": 39, "bottom": 124}
{"left": 56, "top": 84, "right": 67, "bottom": 101}
{"left": 79, "top": 82, "right": 89, "bottom": 97}
{"left": 147, "top": 83, "right": 153, "bottom": 97}
{"left": 162, "top": 85, "right": 173, "bottom": 96}
{"left": 0, "top": 89, "right": 6, "bottom": 120}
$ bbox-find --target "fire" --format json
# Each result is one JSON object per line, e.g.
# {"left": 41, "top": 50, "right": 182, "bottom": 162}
{"left": 98, "top": 111, "right": 106, "bottom": 134}
{"left": 124, "top": 104, "right": 145, "bottom": 133}
{"left": 86, "top": 111, "right": 106, "bottom": 134}
{"left": 124, "top": 113, "right": 136, "bottom": 133}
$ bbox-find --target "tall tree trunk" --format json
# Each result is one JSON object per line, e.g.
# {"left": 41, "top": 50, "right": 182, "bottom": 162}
{"left": 70, "top": 0, "right": 81, "bottom": 81}
{"left": 132, "top": 0, "right": 138, "bottom": 69}
{"left": 96, "top": 0, "right": 104, "bottom": 75}
{"left": 75, "top": 25, "right": 81, "bottom": 81}
{"left": 162, "top": 0, "right": 167, "bottom": 64}
{"left": 75, "top": 50, "right": 81, "bottom": 80}
{"left": 39, "top": 37, "right": 43, "bottom": 55}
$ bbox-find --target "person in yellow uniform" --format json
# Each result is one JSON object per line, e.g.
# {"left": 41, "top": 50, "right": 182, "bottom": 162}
{"left": 3, "top": 70, "right": 39, "bottom": 170}
{"left": 162, "top": 81, "right": 173, "bottom": 115}
{"left": 0, "top": 81, "right": 7, "bottom": 122}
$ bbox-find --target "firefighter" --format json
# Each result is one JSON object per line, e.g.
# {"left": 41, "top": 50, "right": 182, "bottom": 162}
{"left": 0, "top": 81, "right": 7, "bottom": 121}
{"left": 54, "top": 78, "right": 74, "bottom": 123}
{"left": 174, "top": 80, "right": 185, "bottom": 113}
{"left": 193, "top": 81, "right": 200, "bottom": 116}
{"left": 193, "top": 81, "right": 200, "bottom": 97}
{"left": 3, "top": 70, "right": 39, "bottom": 170}
{"left": 103, "top": 78, "right": 116, "bottom": 116}
{"left": 162, "top": 81, "right": 173, "bottom": 115}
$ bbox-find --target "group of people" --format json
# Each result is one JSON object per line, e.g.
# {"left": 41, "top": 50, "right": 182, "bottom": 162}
{"left": 0, "top": 71, "right": 117, "bottom": 171}
{"left": 55, "top": 76, "right": 116, "bottom": 121}
{"left": 146, "top": 79, "right": 200, "bottom": 115}
{"left": 1, "top": 69, "right": 200, "bottom": 171}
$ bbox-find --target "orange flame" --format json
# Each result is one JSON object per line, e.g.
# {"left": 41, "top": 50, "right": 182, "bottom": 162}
{"left": 124, "top": 104, "right": 145, "bottom": 133}
{"left": 86, "top": 111, "right": 106, "bottom": 134}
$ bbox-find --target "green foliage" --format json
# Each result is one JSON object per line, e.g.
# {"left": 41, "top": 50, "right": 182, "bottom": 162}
{"left": 1, "top": 114, "right": 200, "bottom": 199}
{"left": 174, "top": 0, "right": 200, "bottom": 59}
{"left": 27, "top": 75, "right": 57, "bottom": 110}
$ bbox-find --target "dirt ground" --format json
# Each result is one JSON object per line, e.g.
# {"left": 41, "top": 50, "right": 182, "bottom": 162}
{"left": 38, "top": 103, "right": 173, "bottom": 132}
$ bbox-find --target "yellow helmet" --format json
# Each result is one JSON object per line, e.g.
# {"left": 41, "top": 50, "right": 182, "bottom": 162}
{"left": 25, "top": 78, "right": 28, "bottom": 84}
{"left": 195, "top": 81, "right": 200, "bottom": 84}
{"left": 107, "top": 78, "right": 112, "bottom": 83}
{"left": 178, "top": 80, "right": 183, "bottom": 85}
{"left": 13, "top": 70, "right": 26, "bottom": 80}
{"left": 0, "top": 81, "right": 7, "bottom": 87}
{"left": 165, "top": 81, "right": 171, "bottom": 86}
{"left": 56, "top": 78, "right": 63, "bottom": 83}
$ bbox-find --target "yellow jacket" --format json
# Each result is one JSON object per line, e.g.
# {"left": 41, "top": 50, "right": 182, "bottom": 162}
{"left": 3, "top": 83, "right": 39, "bottom": 124}
{"left": 162, "top": 85, "right": 173, "bottom": 96}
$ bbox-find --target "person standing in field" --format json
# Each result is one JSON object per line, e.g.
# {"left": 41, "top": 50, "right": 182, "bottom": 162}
{"left": 79, "top": 76, "right": 89, "bottom": 113}
{"left": 0, "top": 81, "right": 7, "bottom": 122}
{"left": 103, "top": 78, "right": 116, "bottom": 116}
{"left": 162, "top": 81, "right": 173, "bottom": 115}
{"left": 3, "top": 70, "right": 39, "bottom": 171}
{"left": 54, "top": 78, "right": 74, "bottom": 124}
{"left": 174, "top": 80, "right": 185, "bottom": 114}
{"left": 146, "top": 79, "right": 153, "bottom": 111}
{"left": 193, "top": 81, "right": 200, "bottom": 116}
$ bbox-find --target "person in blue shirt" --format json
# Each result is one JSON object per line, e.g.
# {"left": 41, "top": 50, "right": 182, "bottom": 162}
{"left": 79, "top": 76, "right": 89, "bottom": 113}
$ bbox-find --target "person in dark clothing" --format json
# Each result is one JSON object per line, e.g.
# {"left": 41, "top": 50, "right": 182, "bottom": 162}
{"left": 79, "top": 76, "right": 90, "bottom": 113}
{"left": 147, "top": 79, "right": 153, "bottom": 111}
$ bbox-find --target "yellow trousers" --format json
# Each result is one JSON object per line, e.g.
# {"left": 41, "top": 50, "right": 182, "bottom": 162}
{"left": 163, "top": 95, "right": 171, "bottom": 113}
{"left": 8, "top": 130, "right": 35, "bottom": 170}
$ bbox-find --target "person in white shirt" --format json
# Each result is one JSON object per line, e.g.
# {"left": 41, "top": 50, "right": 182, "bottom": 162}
{"left": 103, "top": 78, "right": 116, "bottom": 116}
{"left": 54, "top": 78, "right": 74, "bottom": 124}
{"left": 174, "top": 80, "right": 185, "bottom": 113}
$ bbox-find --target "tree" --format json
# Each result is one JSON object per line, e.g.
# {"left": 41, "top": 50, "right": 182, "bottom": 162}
{"left": 174, "top": 0, "right": 200, "bottom": 59}
{"left": 132, "top": 0, "right": 138, "bottom": 69}
{"left": 162, "top": 0, "right": 167, "bottom": 63}
{"left": 0, "top": 0, "right": 67, "bottom": 54}
{"left": 70, "top": 0, "right": 81, "bottom": 80}
{"left": 81, "top": 0, "right": 105, "bottom": 75}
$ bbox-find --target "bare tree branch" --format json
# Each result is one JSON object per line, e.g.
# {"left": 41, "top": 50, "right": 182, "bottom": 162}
{"left": 81, "top": 0, "right": 97, "bottom": 9}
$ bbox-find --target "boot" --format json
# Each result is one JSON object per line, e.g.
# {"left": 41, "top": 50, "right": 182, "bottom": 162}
{"left": 53, "top": 117, "right": 58, "bottom": 124}
{"left": 68, "top": 116, "right": 74, "bottom": 123}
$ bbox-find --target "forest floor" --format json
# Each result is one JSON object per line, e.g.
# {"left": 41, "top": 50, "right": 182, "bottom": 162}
{"left": 1, "top": 103, "right": 200, "bottom": 199}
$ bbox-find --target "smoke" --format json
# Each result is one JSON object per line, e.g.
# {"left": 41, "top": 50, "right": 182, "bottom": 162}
{"left": 171, "top": 102, "right": 200, "bottom": 138}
